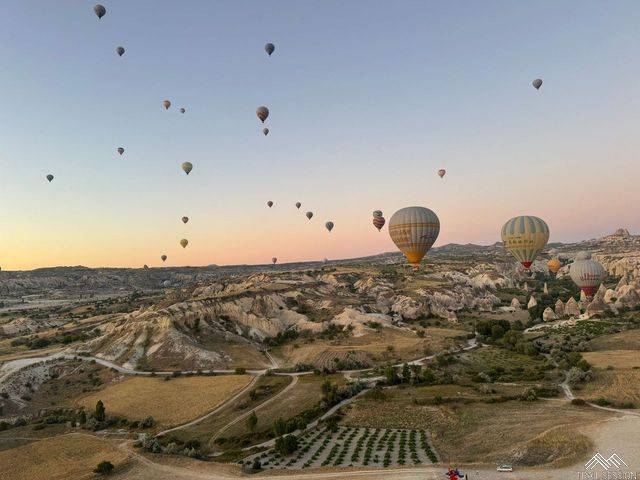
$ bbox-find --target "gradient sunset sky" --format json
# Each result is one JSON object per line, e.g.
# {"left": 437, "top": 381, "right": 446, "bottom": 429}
{"left": 1, "top": 1, "right": 639, "bottom": 270}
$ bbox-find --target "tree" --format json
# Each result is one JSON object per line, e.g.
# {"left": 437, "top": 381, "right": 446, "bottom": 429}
{"left": 491, "top": 325, "right": 505, "bottom": 341}
{"left": 401, "top": 363, "right": 411, "bottom": 384}
{"left": 252, "top": 458, "right": 262, "bottom": 470}
{"left": 95, "top": 400, "right": 106, "bottom": 421}
{"left": 275, "top": 434, "right": 298, "bottom": 455}
{"left": 272, "top": 417, "right": 287, "bottom": 437}
{"left": 141, "top": 416, "right": 155, "bottom": 428}
{"left": 247, "top": 411, "right": 258, "bottom": 432}
{"left": 94, "top": 460, "right": 114, "bottom": 476}
{"left": 78, "top": 410, "right": 87, "bottom": 425}
{"left": 384, "top": 366, "right": 399, "bottom": 385}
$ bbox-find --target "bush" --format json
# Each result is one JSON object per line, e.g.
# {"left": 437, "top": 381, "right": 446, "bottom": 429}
{"left": 94, "top": 460, "right": 114, "bottom": 475}
{"left": 141, "top": 416, "right": 155, "bottom": 428}
{"left": 571, "top": 398, "right": 587, "bottom": 406}
{"left": 275, "top": 435, "right": 298, "bottom": 455}
{"left": 235, "top": 367, "right": 247, "bottom": 375}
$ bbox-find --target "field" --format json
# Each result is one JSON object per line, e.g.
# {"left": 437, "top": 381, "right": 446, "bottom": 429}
{"left": 342, "top": 387, "right": 614, "bottom": 465}
{"left": 78, "top": 374, "right": 251, "bottom": 426}
{"left": 0, "top": 433, "right": 128, "bottom": 480}
{"left": 587, "top": 329, "right": 640, "bottom": 351}
{"left": 582, "top": 350, "right": 640, "bottom": 369}
{"left": 574, "top": 369, "right": 640, "bottom": 406}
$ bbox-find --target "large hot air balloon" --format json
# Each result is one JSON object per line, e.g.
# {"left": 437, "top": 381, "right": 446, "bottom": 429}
{"left": 389, "top": 206, "right": 440, "bottom": 269}
{"left": 263, "top": 128, "right": 269, "bottom": 136}
{"left": 325, "top": 221, "right": 334, "bottom": 232}
{"left": 256, "top": 106, "right": 269, "bottom": 123}
{"left": 94, "top": 4, "right": 106, "bottom": 19}
{"left": 547, "top": 258, "right": 561, "bottom": 274}
{"left": 532, "top": 78, "right": 543, "bottom": 90}
{"left": 181, "top": 216, "right": 189, "bottom": 224}
{"left": 161, "top": 255, "right": 167, "bottom": 262}
{"left": 116, "top": 46, "right": 125, "bottom": 57}
{"left": 163, "top": 100, "right": 171, "bottom": 110}
{"left": 180, "top": 108, "right": 186, "bottom": 114}
{"left": 437, "top": 169, "right": 446, "bottom": 178}
{"left": 569, "top": 252, "right": 606, "bottom": 297}
{"left": 267, "top": 201, "right": 273, "bottom": 208}
{"left": 500, "top": 216, "right": 549, "bottom": 269}
{"left": 180, "top": 239, "right": 188, "bottom": 248}
{"left": 295, "top": 202, "right": 301, "bottom": 209}
{"left": 306, "top": 211, "right": 313, "bottom": 220}
{"left": 265, "top": 43, "right": 275, "bottom": 56}
{"left": 373, "top": 216, "right": 386, "bottom": 232}
{"left": 46, "top": 174, "right": 54, "bottom": 183}
{"left": 272, "top": 257, "right": 277, "bottom": 265}
{"left": 181, "top": 162, "right": 193, "bottom": 175}
{"left": 117, "top": 147, "right": 124, "bottom": 155}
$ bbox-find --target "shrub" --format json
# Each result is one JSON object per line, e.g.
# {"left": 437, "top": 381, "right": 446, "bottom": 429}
{"left": 571, "top": 398, "right": 587, "bottom": 406}
{"left": 94, "top": 460, "right": 114, "bottom": 476}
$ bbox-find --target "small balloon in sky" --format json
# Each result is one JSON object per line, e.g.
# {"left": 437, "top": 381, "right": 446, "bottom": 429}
{"left": 163, "top": 100, "right": 171, "bottom": 110}
{"left": 437, "top": 169, "right": 446, "bottom": 178}
{"left": 325, "top": 221, "right": 334, "bottom": 232}
{"left": 272, "top": 257, "right": 277, "bottom": 264}
{"left": 267, "top": 200, "right": 273, "bottom": 208}
{"left": 180, "top": 238, "right": 188, "bottom": 248}
{"left": 117, "top": 147, "right": 124, "bottom": 155}
{"left": 295, "top": 202, "right": 301, "bottom": 209}
{"left": 181, "top": 162, "right": 193, "bottom": 175}
{"left": 116, "top": 46, "right": 125, "bottom": 57}
{"left": 94, "top": 4, "right": 106, "bottom": 19}
{"left": 46, "top": 174, "right": 54, "bottom": 183}
{"left": 161, "top": 255, "right": 167, "bottom": 262}
{"left": 532, "top": 78, "right": 543, "bottom": 90}
{"left": 265, "top": 43, "right": 275, "bottom": 56}
{"left": 306, "top": 211, "right": 313, "bottom": 220}
{"left": 256, "top": 106, "right": 269, "bottom": 123}
{"left": 182, "top": 216, "right": 189, "bottom": 224}
{"left": 180, "top": 108, "right": 186, "bottom": 114}
{"left": 262, "top": 128, "right": 269, "bottom": 136}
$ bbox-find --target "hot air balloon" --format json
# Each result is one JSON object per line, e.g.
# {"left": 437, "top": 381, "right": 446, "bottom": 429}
{"left": 325, "top": 221, "right": 334, "bottom": 232}
{"left": 389, "top": 206, "right": 440, "bottom": 269}
{"left": 372, "top": 210, "right": 383, "bottom": 218}
{"left": 180, "top": 239, "right": 188, "bottom": 248}
{"left": 547, "top": 258, "right": 561, "bottom": 274}
{"left": 569, "top": 252, "right": 606, "bottom": 297}
{"left": 500, "top": 216, "right": 549, "bottom": 269}
{"left": 161, "top": 255, "right": 167, "bottom": 262}
{"left": 295, "top": 202, "right": 301, "bottom": 209}
{"left": 181, "top": 162, "right": 193, "bottom": 175}
{"left": 143, "top": 264, "right": 149, "bottom": 269}
{"left": 163, "top": 100, "right": 171, "bottom": 110}
{"left": 181, "top": 216, "right": 189, "bottom": 224}
{"left": 437, "top": 169, "right": 446, "bottom": 178}
{"left": 180, "top": 108, "right": 186, "bottom": 114}
{"left": 94, "top": 4, "right": 106, "bottom": 19}
{"left": 263, "top": 128, "right": 269, "bottom": 136}
{"left": 532, "top": 78, "right": 543, "bottom": 90}
{"left": 163, "top": 280, "right": 171, "bottom": 287}
{"left": 116, "top": 46, "right": 125, "bottom": 57}
{"left": 267, "top": 201, "right": 273, "bottom": 208}
{"left": 306, "top": 211, "right": 313, "bottom": 220}
{"left": 373, "top": 216, "right": 386, "bottom": 232}
{"left": 272, "top": 257, "right": 277, "bottom": 265}
{"left": 265, "top": 43, "right": 275, "bottom": 56}
{"left": 117, "top": 147, "right": 124, "bottom": 155}
{"left": 46, "top": 174, "right": 54, "bottom": 182}
{"left": 256, "top": 106, "right": 269, "bottom": 123}
{"left": 574, "top": 251, "right": 591, "bottom": 261}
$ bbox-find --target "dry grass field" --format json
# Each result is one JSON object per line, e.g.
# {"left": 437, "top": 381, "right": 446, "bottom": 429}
{"left": 574, "top": 369, "right": 640, "bottom": 405}
{"left": 78, "top": 374, "right": 251, "bottom": 426}
{"left": 582, "top": 350, "right": 640, "bottom": 369}
{"left": 0, "top": 433, "right": 128, "bottom": 480}
{"left": 587, "top": 330, "right": 640, "bottom": 351}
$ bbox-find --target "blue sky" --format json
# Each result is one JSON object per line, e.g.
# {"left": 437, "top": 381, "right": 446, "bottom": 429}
{"left": 1, "top": 1, "right": 639, "bottom": 269}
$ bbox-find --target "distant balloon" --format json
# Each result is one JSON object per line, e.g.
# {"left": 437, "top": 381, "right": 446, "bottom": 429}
{"left": 180, "top": 108, "right": 186, "bottom": 114}
{"left": 163, "top": 280, "right": 171, "bottom": 287}
{"left": 143, "top": 264, "right": 149, "bottom": 269}
{"left": 295, "top": 202, "right": 301, "bottom": 209}
{"left": 547, "top": 258, "right": 561, "bottom": 274}
{"left": 265, "top": 43, "right": 275, "bottom": 56}
{"left": 575, "top": 251, "right": 591, "bottom": 261}
{"left": 267, "top": 201, "right": 273, "bottom": 208}
{"left": 94, "top": 4, "right": 106, "bottom": 19}
{"left": 181, "top": 162, "right": 193, "bottom": 175}
{"left": 116, "top": 46, "right": 125, "bottom": 57}
{"left": 46, "top": 174, "right": 54, "bottom": 183}
{"left": 181, "top": 216, "right": 189, "bottom": 224}
{"left": 389, "top": 206, "right": 440, "bottom": 269}
{"left": 569, "top": 252, "right": 606, "bottom": 297}
{"left": 501, "top": 216, "right": 549, "bottom": 269}
{"left": 325, "top": 221, "right": 334, "bottom": 232}
{"left": 532, "top": 78, "right": 543, "bottom": 90}
{"left": 117, "top": 147, "right": 124, "bottom": 155}
{"left": 372, "top": 210, "right": 383, "bottom": 218}
{"left": 262, "top": 128, "right": 269, "bottom": 136}
{"left": 180, "top": 239, "right": 188, "bottom": 248}
{"left": 306, "top": 211, "right": 313, "bottom": 220}
{"left": 163, "top": 100, "right": 171, "bottom": 110}
{"left": 272, "top": 257, "right": 277, "bottom": 265}
{"left": 437, "top": 169, "right": 446, "bottom": 178}
{"left": 161, "top": 255, "right": 167, "bottom": 262}
{"left": 373, "top": 216, "right": 386, "bottom": 232}
{"left": 256, "top": 106, "right": 269, "bottom": 123}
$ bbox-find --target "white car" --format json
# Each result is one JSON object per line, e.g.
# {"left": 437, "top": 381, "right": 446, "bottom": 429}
{"left": 497, "top": 464, "right": 514, "bottom": 472}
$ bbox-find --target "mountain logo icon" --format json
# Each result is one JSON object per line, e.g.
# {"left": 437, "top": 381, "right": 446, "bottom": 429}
{"left": 585, "top": 453, "right": 629, "bottom": 470}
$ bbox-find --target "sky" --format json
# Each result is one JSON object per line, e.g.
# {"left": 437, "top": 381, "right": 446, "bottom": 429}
{"left": 1, "top": 1, "right": 639, "bottom": 270}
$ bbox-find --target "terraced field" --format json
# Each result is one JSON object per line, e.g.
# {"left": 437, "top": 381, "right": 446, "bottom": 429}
{"left": 241, "top": 426, "right": 437, "bottom": 470}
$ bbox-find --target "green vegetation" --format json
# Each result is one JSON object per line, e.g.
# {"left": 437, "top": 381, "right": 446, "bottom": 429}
{"left": 93, "top": 460, "right": 114, "bottom": 476}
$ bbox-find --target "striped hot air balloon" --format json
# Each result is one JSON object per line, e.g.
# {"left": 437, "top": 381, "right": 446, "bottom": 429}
{"left": 569, "top": 252, "right": 606, "bottom": 297}
{"left": 388, "top": 206, "right": 440, "bottom": 269}
{"left": 500, "top": 216, "right": 549, "bottom": 269}
{"left": 372, "top": 215, "right": 385, "bottom": 231}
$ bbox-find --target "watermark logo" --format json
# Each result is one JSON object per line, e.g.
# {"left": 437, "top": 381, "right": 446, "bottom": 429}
{"left": 577, "top": 452, "right": 636, "bottom": 480}
{"left": 585, "top": 453, "right": 629, "bottom": 471}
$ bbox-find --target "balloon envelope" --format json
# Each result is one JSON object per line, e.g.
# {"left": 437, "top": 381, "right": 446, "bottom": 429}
{"left": 372, "top": 210, "right": 383, "bottom": 218}
{"left": 500, "top": 216, "right": 549, "bottom": 269}
{"left": 267, "top": 201, "right": 273, "bottom": 208}
{"left": 437, "top": 169, "right": 446, "bottom": 178}
{"left": 373, "top": 216, "right": 386, "bottom": 231}
{"left": 262, "top": 128, "right": 269, "bottom": 136}
{"left": 295, "top": 202, "right": 301, "bottom": 209}
{"left": 117, "top": 147, "right": 124, "bottom": 155}
{"left": 532, "top": 78, "right": 543, "bottom": 90}
{"left": 46, "top": 174, "right": 54, "bottom": 182}
{"left": 161, "top": 255, "right": 167, "bottom": 262}
{"left": 94, "top": 4, "right": 106, "bottom": 19}
{"left": 181, "top": 162, "right": 193, "bottom": 175}
{"left": 569, "top": 253, "right": 606, "bottom": 296}
{"left": 180, "top": 108, "right": 186, "bottom": 114}
{"left": 163, "top": 100, "right": 171, "bottom": 110}
{"left": 265, "top": 43, "right": 275, "bottom": 56}
{"left": 116, "top": 46, "right": 125, "bottom": 56}
{"left": 325, "top": 221, "right": 334, "bottom": 232}
{"left": 389, "top": 206, "right": 440, "bottom": 268}
{"left": 180, "top": 239, "right": 188, "bottom": 248}
{"left": 181, "top": 216, "right": 189, "bottom": 224}
{"left": 256, "top": 106, "right": 269, "bottom": 123}
{"left": 272, "top": 257, "right": 277, "bottom": 264}
{"left": 306, "top": 211, "right": 313, "bottom": 220}
{"left": 547, "top": 258, "right": 561, "bottom": 274}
